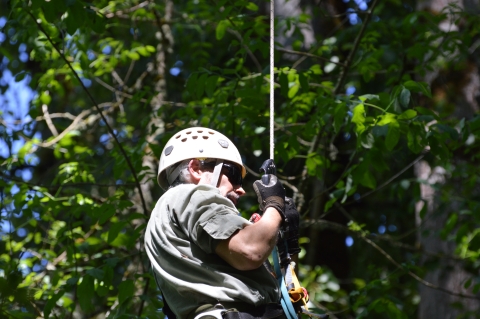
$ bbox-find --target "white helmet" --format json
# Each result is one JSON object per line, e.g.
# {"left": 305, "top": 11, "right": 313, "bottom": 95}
{"left": 157, "top": 127, "right": 246, "bottom": 190}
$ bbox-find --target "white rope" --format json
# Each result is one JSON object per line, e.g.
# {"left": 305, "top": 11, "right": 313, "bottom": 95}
{"left": 270, "top": 0, "right": 275, "bottom": 160}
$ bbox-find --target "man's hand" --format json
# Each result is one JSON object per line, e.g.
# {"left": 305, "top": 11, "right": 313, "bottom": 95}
{"left": 253, "top": 175, "right": 285, "bottom": 219}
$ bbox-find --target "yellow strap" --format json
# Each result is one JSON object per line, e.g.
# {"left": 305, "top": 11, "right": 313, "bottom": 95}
{"left": 287, "top": 264, "right": 309, "bottom": 310}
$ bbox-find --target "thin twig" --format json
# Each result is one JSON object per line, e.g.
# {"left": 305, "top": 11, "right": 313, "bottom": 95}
{"left": 277, "top": 47, "right": 346, "bottom": 66}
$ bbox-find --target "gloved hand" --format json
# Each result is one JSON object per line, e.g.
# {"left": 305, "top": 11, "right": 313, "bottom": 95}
{"left": 277, "top": 197, "right": 301, "bottom": 263}
{"left": 253, "top": 174, "right": 286, "bottom": 220}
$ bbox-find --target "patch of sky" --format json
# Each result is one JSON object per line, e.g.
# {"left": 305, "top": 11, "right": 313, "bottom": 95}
{"left": 354, "top": 0, "right": 368, "bottom": 11}
{"left": 99, "top": 133, "right": 110, "bottom": 144}
{"left": 102, "top": 45, "right": 112, "bottom": 55}
{"left": 388, "top": 224, "right": 397, "bottom": 232}
{"left": 0, "top": 16, "right": 6, "bottom": 27}
{"left": 11, "top": 184, "right": 20, "bottom": 195}
{"left": 170, "top": 60, "right": 183, "bottom": 77}
{"left": 348, "top": 10, "right": 360, "bottom": 25}
{"left": 345, "top": 236, "right": 354, "bottom": 247}
{"left": 1, "top": 55, "right": 9, "bottom": 67}
{"left": 378, "top": 225, "right": 386, "bottom": 234}
{"left": 346, "top": 86, "right": 356, "bottom": 95}
{"left": 11, "top": 137, "right": 26, "bottom": 155}
{"left": 87, "top": 50, "right": 96, "bottom": 60}
{"left": 17, "top": 227, "right": 27, "bottom": 237}
{"left": 0, "top": 70, "right": 35, "bottom": 131}
{"left": 0, "top": 139, "right": 10, "bottom": 157}
{"left": 170, "top": 67, "right": 181, "bottom": 76}
{"left": 33, "top": 211, "right": 40, "bottom": 220}
{"left": 81, "top": 78, "right": 92, "bottom": 87}
{"left": 0, "top": 32, "right": 5, "bottom": 43}
{"left": 343, "top": 132, "right": 351, "bottom": 141}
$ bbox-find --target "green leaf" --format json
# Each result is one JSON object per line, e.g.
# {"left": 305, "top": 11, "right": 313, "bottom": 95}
{"left": 98, "top": 204, "right": 116, "bottom": 225}
{"left": 398, "top": 109, "right": 417, "bottom": 120}
{"left": 14, "top": 72, "right": 27, "bottom": 82}
{"left": 216, "top": 20, "right": 230, "bottom": 40}
{"left": 40, "top": 91, "right": 52, "bottom": 105}
{"left": 205, "top": 75, "right": 219, "bottom": 98}
{"left": 299, "top": 73, "right": 309, "bottom": 92}
{"left": 399, "top": 88, "right": 411, "bottom": 108}
{"left": 434, "top": 124, "right": 459, "bottom": 140}
{"left": 469, "top": 115, "right": 480, "bottom": 131}
{"left": 415, "top": 107, "right": 439, "bottom": 120}
{"left": 464, "top": 278, "right": 472, "bottom": 289}
{"left": 359, "top": 94, "right": 379, "bottom": 101}
{"left": 352, "top": 103, "right": 366, "bottom": 134}
{"left": 407, "top": 126, "right": 424, "bottom": 153}
{"left": 279, "top": 72, "right": 289, "bottom": 97}
{"left": 246, "top": 2, "right": 259, "bottom": 11}
{"left": 186, "top": 73, "right": 199, "bottom": 98}
{"left": 196, "top": 73, "right": 208, "bottom": 98}
{"left": 404, "top": 80, "right": 432, "bottom": 98}
{"left": 288, "top": 84, "right": 300, "bottom": 98}
{"left": 118, "top": 279, "right": 135, "bottom": 304}
{"left": 334, "top": 103, "right": 347, "bottom": 133}
{"left": 377, "top": 113, "right": 397, "bottom": 126}
{"left": 108, "top": 222, "right": 126, "bottom": 243}
{"left": 44, "top": 290, "right": 65, "bottom": 319}
{"left": 385, "top": 124, "right": 400, "bottom": 151}
{"left": 78, "top": 276, "right": 94, "bottom": 312}
{"left": 86, "top": 268, "right": 105, "bottom": 280}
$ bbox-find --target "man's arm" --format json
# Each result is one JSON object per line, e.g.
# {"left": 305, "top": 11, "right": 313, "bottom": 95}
{"left": 215, "top": 207, "right": 283, "bottom": 271}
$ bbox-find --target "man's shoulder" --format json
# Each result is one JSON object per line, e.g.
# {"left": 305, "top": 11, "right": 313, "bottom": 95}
{"left": 163, "top": 183, "right": 220, "bottom": 197}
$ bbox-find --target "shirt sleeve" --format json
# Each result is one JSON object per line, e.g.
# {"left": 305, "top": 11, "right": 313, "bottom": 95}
{"left": 175, "top": 185, "right": 249, "bottom": 254}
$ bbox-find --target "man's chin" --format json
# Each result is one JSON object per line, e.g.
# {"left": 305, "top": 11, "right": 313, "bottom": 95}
{"left": 226, "top": 194, "right": 239, "bottom": 206}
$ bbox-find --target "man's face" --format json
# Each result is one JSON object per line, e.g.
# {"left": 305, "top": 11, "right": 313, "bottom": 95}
{"left": 217, "top": 171, "right": 245, "bottom": 206}
{"left": 197, "top": 161, "right": 245, "bottom": 206}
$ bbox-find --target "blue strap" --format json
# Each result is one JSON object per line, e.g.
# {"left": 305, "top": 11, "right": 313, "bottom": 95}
{"left": 272, "top": 247, "right": 297, "bottom": 319}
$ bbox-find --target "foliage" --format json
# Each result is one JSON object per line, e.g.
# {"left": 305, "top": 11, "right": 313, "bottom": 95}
{"left": 0, "top": 0, "right": 479, "bottom": 318}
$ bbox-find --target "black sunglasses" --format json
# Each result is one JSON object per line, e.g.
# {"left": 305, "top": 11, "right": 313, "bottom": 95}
{"left": 221, "top": 162, "right": 243, "bottom": 187}
{"left": 200, "top": 160, "right": 243, "bottom": 187}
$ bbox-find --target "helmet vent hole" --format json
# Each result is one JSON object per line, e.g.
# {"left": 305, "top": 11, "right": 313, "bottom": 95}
{"left": 208, "top": 131, "right": 214, "bottom": 135}
{"left": 186, "top": 131, "right": 192, "bottom": 135}
{"left": 193, "top": 136, "right": 198, "bottom": 139}
{"left": 175, "top": 135, "right": 181, "bottom": 139}
{"left": 197, "top": 130, "right": 203, "bottom": 133}
{"left": 181, "top": 138, "right": 187, "bottom": 142}
{"left": 203, "top": 136, "right": 209, "bottom": 139}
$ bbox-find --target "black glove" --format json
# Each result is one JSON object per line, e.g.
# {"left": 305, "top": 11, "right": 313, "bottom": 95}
{"left": 253, "top": 174, "right": 285, "bottom": 219}
{"left": 277, "top": 197, "right": 301, "bottom": 263}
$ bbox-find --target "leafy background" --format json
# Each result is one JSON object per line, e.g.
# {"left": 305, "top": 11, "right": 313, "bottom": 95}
{"left": 0, "top": 0, "right": 479, "bottom": 318}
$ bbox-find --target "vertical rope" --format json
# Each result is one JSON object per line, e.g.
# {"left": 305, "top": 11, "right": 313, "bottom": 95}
{"left": 270, "top": 0, "right": 275, "bottom": 160}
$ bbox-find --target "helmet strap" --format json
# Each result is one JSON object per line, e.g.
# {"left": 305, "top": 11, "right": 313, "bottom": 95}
{"left": 210, "top": 159, "right": 224, "bottom": 187}
{"left": 167, "top": 159, "right": 190, "bottom": 186}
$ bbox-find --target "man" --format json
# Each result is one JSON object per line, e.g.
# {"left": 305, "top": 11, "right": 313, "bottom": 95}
{"left": 145, "top": 127, "right": 299, "bottom": 319}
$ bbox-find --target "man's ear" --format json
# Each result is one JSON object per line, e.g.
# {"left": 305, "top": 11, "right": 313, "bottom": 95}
{"left": 188, "top": 159, "right": 202, "bottom": 184}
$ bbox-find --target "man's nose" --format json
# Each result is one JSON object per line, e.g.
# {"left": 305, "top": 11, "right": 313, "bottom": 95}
{"left": 235, "top": 186, "right": 246, "bottom": 196}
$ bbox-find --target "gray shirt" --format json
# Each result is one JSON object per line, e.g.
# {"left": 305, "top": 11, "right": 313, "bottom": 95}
{"left": 145, "top": 184, "right": 280, "bottom": 319}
